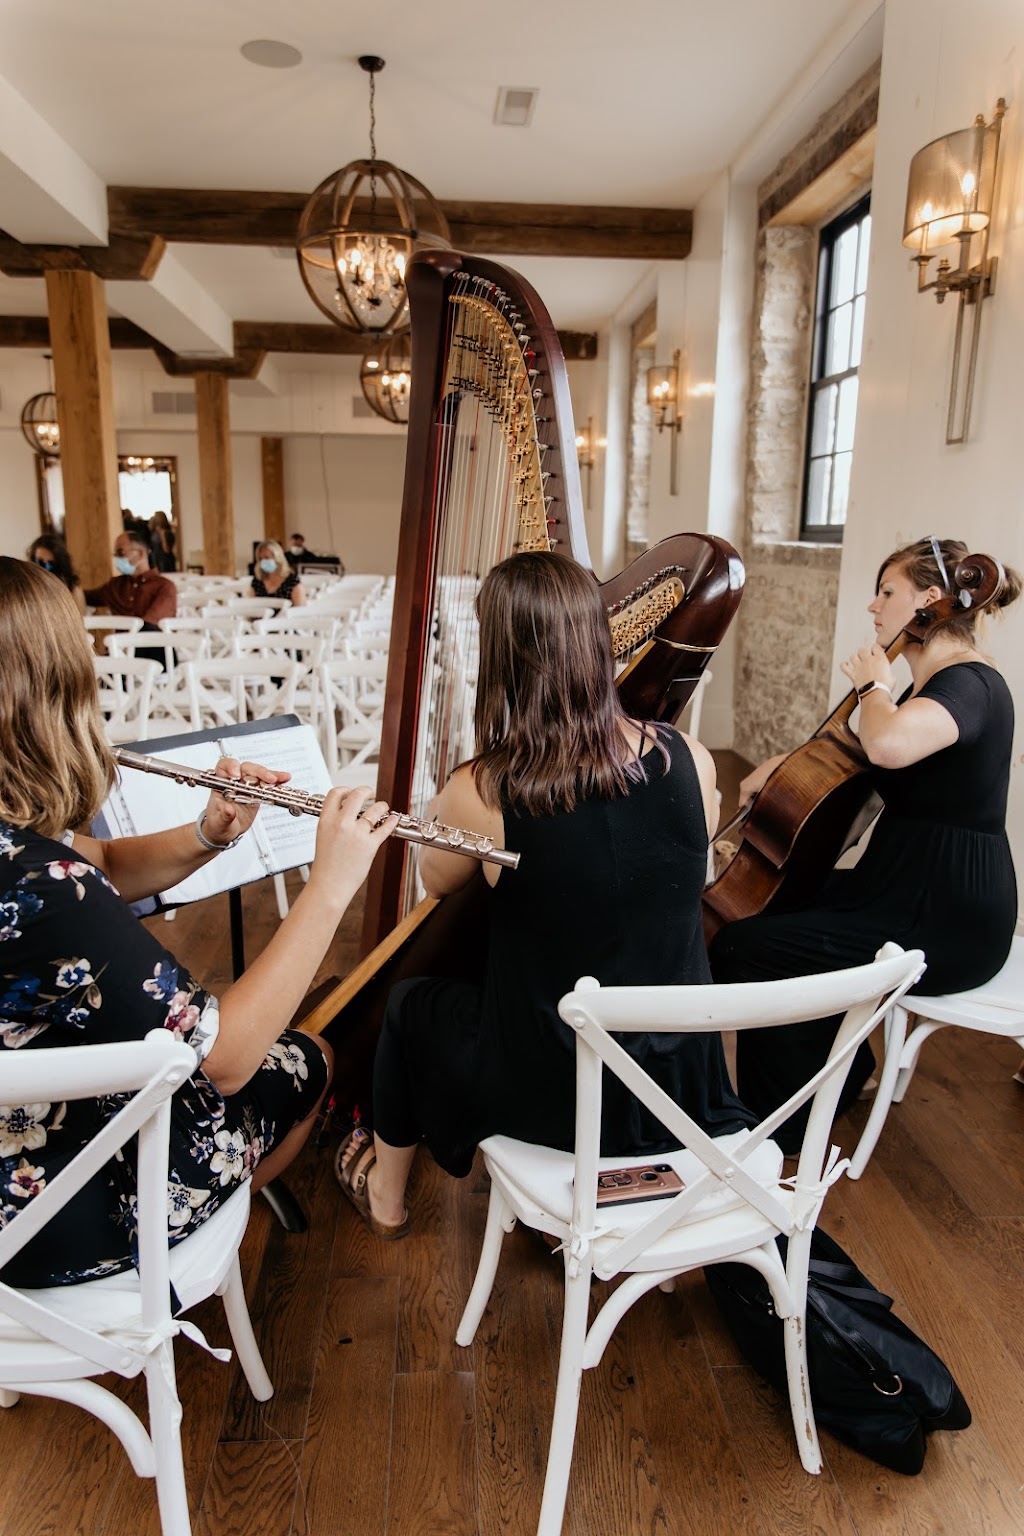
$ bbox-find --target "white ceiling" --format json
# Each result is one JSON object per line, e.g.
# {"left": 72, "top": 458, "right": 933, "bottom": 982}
{"left": 1, "top": 0, "right": 874, "bottom": 333}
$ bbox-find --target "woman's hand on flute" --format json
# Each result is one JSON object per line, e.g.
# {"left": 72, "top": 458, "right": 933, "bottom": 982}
{"left": 306, "top": 786, "right": 399, "bottom": 913}
{"left": 204, "top": 757, "right": 291, "bottom": 846}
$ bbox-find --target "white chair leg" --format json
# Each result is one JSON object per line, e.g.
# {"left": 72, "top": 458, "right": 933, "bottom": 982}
{"left": 144, "top": 1341, "right": 193, "bottom": 1536}
{"left": 0, "top": 1388, "right": 19, "bottom": 1407}
{"left": 455, "top": 1184, "right": 515, "bottom": 1347}
{"left": 537, "top": 1264, "right": 593, "bottom": 1536}
{"left": 217, "top": 1255, "right": 274, "bottom": 1401}
{"left": 894, "top": 1019, "right": 944, "bottom": 1103}
{"left": 5, "top": 1379, "right": 155, "bottom": 1475}
{"left": 779, "top": 1228, "right": 821, "bottom": 1476}
{"left": 272, "top": 872, "right": 289, "bottom": 920}
{"left": 849, "top": 1003, "right": 909, "bottom": 1179}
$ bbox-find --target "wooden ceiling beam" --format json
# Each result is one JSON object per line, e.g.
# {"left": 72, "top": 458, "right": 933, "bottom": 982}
{"left": 233, "top": 320, "right": 598, "bottom": 360}
{"left": 107, "top": 187, "right": 692, "bottom": 260}
{"left": 0, "top": 231, "right": 166, "bottom": 281}
{"left": 0, "top": 314, "right": 157, "bottom": 349}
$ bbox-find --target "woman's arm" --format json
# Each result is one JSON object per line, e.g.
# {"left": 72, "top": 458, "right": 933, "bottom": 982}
{"left": 840, "top": 645, "right": 958, "bottom": 768}
{"left": 290, "top": 580, "right": 306, "bottom": 608}
{"left": 418, "top": 764, "right": 504, "bottom": 896}
{"left": 680, "top": 734, "right": 719, "bottom": 837}
{"left": 71, "top": 758, "right": 289, "bottom": 903}
{"left": 204, "top": 786, "right": 396, "bottom": 1093}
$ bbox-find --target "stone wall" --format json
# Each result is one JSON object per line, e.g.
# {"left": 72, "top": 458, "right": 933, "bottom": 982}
{"left": 733, "top": 60, "right": 879, "bottom": 766}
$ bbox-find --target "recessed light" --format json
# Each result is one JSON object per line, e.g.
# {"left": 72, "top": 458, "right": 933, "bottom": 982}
{"left": 240, "top": 39, "right": 303, "bottom": 69}
{"left": 494, "top": 87, "right": 538, "bottom": 127}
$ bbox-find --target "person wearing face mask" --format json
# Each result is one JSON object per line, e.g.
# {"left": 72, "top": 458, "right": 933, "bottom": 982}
{"left": 284, "top": 533, "right": 307, "bottom": 569}
{"left": 83, "top": 531, "right": 177, "bottom": 625}
{"left": 251, "top": 540, "right": 305, "bottom": 606}
{"left": 708, "top": 535, "right": 1020, "bottom": 1152}
{"left": 26, "top": 535, "right": 86, "bottom": 615}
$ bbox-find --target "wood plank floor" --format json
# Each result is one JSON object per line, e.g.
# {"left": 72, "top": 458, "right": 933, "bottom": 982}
{"left": 3, "top": 754, "right": 1023, "bottom": 1535}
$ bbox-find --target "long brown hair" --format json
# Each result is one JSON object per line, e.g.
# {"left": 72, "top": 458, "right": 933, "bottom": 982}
{"left": 0, "top": 557, "right": 114, "bottom": 838}
{"left": 471, "top": 552, "right": 656, "bottom": 816}
{"left": 876, "top": 537, "right": 1021, "bottom": 647}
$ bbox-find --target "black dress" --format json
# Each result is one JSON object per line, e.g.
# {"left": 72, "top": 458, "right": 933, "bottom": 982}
{"left": 373, "top": 728, "right": 753, "bottom": 1175}
{"left": 709, "top": 661, "right": 1017, "bottom": 1149}
{"left": 252, "top": 571, "right": 300, "bottom": 601}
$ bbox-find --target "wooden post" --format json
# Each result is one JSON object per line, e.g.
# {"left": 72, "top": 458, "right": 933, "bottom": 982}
{"left": 43, "top": 269, "right": 121, "bottom": 590}
{"left": 194, "top": 372, "right": 234, "bottom": 575}
{"left": 261, "top": 436, "right": 286, "bottom": 546}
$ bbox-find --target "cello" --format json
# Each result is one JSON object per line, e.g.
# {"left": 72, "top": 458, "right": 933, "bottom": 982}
{"left": 702, "top": 552, "right": 1006, "bottom": 942}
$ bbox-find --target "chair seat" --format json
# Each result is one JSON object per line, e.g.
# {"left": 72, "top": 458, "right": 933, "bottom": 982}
{"left": 482, "top": 1129, "right": 786, "bottom": 1275}
{"left": 0, "top": 1184, "right": 251, "bottom": 1373}
{"left": 902, "top": 935, "right": 1024, "bottom": 1028}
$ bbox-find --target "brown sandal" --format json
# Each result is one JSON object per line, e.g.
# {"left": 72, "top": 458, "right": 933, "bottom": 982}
{"left": 334, "top": 1127, "right": 410, "bottom": 1240}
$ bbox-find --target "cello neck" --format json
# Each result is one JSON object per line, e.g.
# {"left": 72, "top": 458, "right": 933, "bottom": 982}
{"left": 817, "top": 631, "right": 909, "bottom": 741}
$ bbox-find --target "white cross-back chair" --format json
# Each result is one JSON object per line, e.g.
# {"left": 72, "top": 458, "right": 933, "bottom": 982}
{"left": 181, "top": 657, "right": 302, "bottom": 730}
{"left": 106, "top": 633, "right": 193, "bottom": 732}
{"left": 212, "top": 599, "right": 283, "bottom": 621}
{"left": 456, "top": 944, "right": 925, "bottom": 1536}
{"left": 232, "top": 633, "right": 325, "bottom": 738}
{"left": 159, "top": 614, "right": 241, "bottom": 660}
{"left": 319, "top": 657, "right": 387, "bottom": 787}
{"left": 0, "top": 1030, "right": 272, "bottom": 1536}
{"left": 83, "top": 615, "right": 145, "bottom": 636}
{"left": 849, "top": 934, "right": 1024, "bottom": 1177}
{"left": 92, "top": 655, "right": 161, "bottom": 743}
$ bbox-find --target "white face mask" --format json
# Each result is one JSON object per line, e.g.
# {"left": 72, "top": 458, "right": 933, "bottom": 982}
{"left": 289, "top": 543, "right": 303, "bottom": 554}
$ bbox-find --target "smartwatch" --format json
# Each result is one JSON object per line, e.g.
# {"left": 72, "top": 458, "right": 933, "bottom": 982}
{"left": 856, "top": 680, "right": 892, "bottom": 700}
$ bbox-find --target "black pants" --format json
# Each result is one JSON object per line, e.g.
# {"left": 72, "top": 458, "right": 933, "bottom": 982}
{"left": 708, "top": 913, "right": 878, "bottom": 1154}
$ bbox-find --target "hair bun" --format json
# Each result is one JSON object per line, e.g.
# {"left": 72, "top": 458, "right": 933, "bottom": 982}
{"left": 996, "top": 563, "right": 1023, "bottom": 609}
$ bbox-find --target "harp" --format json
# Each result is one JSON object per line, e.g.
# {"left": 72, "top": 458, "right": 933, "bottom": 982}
{"left": 300, "top": 249, "right": 744, "bottom": 1086}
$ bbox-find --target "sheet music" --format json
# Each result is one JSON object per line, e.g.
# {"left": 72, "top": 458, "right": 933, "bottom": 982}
{"left": 94, "top": 718, "right": 331, "bottom": 907}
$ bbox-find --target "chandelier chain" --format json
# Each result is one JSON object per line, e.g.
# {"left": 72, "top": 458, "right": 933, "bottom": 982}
{"left": 368, "top": 69, "right": 378, "bottom": 212}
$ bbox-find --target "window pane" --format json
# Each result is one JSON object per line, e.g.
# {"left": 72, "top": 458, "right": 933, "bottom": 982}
{"left": 856, "top": 216, "right": 872, "bottom": 294}
{"left": 850, "top": 294, "right": 866, "bottom": 369}
{"left": 830, "top": 452, "right": 853, "bottom": 526}
{"left": 831, "top": 225, "right": 859, "bottom": 306}
{"left": 826, "top": 301, "right": 853, "bottom": 374}
{"left": 836, "top": 375, "right": 860, "bottom": 453}
{"left": 810, "top": 384, "right": 838, "bottom": 457}
{"left": 805, "top": 457, "right": 832, "bottom": 526}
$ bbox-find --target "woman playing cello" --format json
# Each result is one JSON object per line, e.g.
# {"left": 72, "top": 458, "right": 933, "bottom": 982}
{"left": 709, "top": 535, "right": 1020, "bottom": 1152}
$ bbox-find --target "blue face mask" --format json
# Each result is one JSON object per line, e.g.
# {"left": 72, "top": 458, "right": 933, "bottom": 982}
{"left": 114, "top": 555, "right": 135, "bottom": 576}
{"left": 259, "top": 558, "right": 278, "bottom": 574}
{"left": 34, "top": 558, "right": 55, "bottom": 573}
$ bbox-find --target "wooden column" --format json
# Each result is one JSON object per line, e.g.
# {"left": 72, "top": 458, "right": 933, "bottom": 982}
{"left": 261, "top": 436, "right": 286, "bottom": 546}
{"left": 43, "top": 269, "right": 121, "bottom": 590}
{"left": 194, "top": 372, "right": 234, "bottom": 575}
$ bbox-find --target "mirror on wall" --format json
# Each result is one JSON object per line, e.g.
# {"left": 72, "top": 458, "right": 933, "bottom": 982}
{"left": 37, "top": 454, "right": 181, "bottom": 571}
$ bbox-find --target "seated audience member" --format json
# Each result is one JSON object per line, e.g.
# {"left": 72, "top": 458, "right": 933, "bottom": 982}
{"left": 335, "top": 551, "right": 753, "bottom": 1237}
{"left": 83, "top": 530, "right": 177, "bottom": 626}
{"left": 252, "top": 540, "right": 306, "bottom": 607}
{"left": 0, "top": 555, "right": 397, "bottom": 1286}
{"left": 285, "top": 533, "right": 308, "bottom": 569}
{"left": 27, "top": 534, "right": 86, "bottom": 615}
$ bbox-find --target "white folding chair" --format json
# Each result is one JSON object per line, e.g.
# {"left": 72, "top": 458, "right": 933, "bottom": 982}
{"left": 181, "top": 657, "right": 302, "bottom": 730}
{"left": 107, "top": 633, "right": 193, "bottom": 733}
{"left": 232, "top": 633, "right": 324, "bottom": 737}
{"left": 214, "top": 599, "right": 283, "bottom": 620}
{"left": 83, "top": 615, "right": 145, "bottom": 636}
{"left": 850, "top": 934, "right": 1024, "bottom": 1177}
{"left": 0, "top": 1030, "right": 272, "bottom": 1536}
{"left": 92, "top": 655, "right": 161, "bottom": 743}
{"left": 160, "top": 614, "right": 241, "bottom": 660}
{"left": 319, "top": 657, "right": 387, "bottom": 776}
{"left": 456, "top": 944, "right": 925, "bottom": 1536}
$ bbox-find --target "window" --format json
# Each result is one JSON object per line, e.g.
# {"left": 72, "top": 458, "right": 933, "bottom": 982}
{"left": 802, "top": 197, "right": 871, "bottom": 540}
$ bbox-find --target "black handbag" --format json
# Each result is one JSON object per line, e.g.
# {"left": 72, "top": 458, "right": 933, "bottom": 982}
{"left": 704, "top": 1226, "right": 971, "bottom": 1474}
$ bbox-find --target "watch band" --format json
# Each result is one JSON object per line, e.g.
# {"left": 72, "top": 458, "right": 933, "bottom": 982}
{"left": 856, "top": 680, "right": 893, "bottom": 700}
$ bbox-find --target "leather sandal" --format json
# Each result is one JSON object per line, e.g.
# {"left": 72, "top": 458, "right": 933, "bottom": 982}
{"left": 334, "top": 1127, "right": 410, "bottom": 1240}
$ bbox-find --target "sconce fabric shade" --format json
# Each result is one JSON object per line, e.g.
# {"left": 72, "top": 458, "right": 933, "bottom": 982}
{"left": 902, "top": 119, "right": 1000, "bottom": 252}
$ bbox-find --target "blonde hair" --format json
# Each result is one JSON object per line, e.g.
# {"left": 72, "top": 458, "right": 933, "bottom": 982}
{"left": 256, "top": 540, "right": 286, "bottom": 567}
{"left": 0, "top": 557, "right": 114, "bottom": 837}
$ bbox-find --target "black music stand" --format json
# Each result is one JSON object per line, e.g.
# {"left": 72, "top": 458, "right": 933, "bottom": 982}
{"left": 95, "top": 714, "right": 333, "bottom": 1233}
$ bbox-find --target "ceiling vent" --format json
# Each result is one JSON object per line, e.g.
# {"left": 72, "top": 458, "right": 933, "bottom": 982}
{"left": 494, "top": 87, "right": 538, "bottom": 128}
{"left": 351, "top": 394, "right": 374, "bottom": 419}
{"left": 151, "top": 390, "right": 197, "bottom": 416}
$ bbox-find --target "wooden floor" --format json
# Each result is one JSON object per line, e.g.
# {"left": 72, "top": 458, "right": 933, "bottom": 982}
{"left": 3, "top": 755, "right": 1024, "bottom": 1535}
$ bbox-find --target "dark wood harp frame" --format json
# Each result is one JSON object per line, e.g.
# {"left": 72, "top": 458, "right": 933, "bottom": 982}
{"left": 301, "top": 249, "right": 745, "bottom": 1083}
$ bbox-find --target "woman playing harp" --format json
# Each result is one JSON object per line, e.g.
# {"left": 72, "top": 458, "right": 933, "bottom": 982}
{"left": 335, "top": 552, "right": 754, "bottom": 1236}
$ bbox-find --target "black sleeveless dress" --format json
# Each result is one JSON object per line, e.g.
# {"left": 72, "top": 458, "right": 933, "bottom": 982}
{"left": 709, "top": 661, "right": 1017, "bottom": 1147}
{"left": 374, "top": 728, "right": 753, "bottom": 1175}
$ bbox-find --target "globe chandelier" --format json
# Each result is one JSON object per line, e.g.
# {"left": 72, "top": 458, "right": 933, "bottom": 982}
{"left": 296, "top": 55, "right": 450, "bottom": 337}
{"left": 20, "top": 354, "right": 60, "bottom": 459}
{"left": 360, "top": 332, "right": 413, "bottom": 424}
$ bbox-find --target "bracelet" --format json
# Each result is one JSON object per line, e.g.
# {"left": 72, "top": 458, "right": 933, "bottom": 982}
{"left": 194, "top": 811, "right": 243, "bottom": 853}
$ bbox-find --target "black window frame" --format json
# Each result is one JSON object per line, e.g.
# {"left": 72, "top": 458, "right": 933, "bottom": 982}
{"left": 800, "top": 194, "right": 871, "bottom": 543}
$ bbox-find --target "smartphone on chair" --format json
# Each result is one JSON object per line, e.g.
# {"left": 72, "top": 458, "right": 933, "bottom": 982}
{"left": 595, "top": 1163, "right": 685, "bottom": 1206}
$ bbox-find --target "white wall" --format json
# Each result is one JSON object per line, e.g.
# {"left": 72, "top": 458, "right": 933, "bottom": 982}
{"left": 834, "top": 0, "right": 1024, "bottom": 865}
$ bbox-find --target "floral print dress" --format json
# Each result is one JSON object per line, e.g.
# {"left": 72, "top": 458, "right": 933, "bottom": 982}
{"left": 0, "top": 820, "right": 328, "bottom": 1287}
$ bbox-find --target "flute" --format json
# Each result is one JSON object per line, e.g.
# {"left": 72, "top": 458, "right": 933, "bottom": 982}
{"left": 112, "top": 748, "right": 520, "bottom": 870}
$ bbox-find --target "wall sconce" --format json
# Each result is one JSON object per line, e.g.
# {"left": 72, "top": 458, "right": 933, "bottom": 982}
{"left": 646, "top": 348, "right": 683, "bottom": 495}
{"left": 575, "top": 416, "right": 595, "bottom": 509}
{"left": 902, "top": 99, "right": 1005, "bottom": 444}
